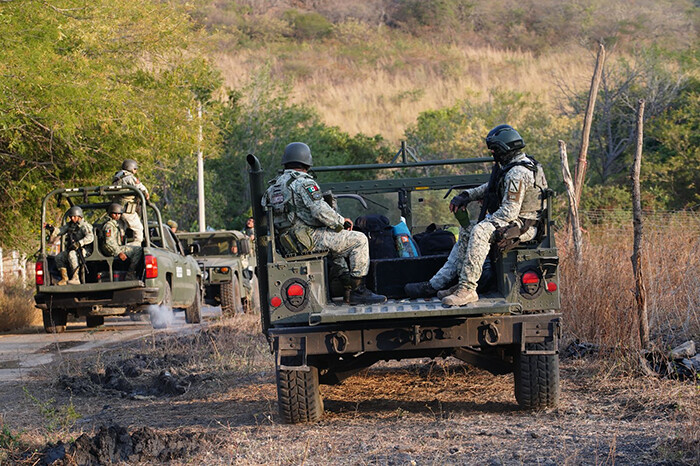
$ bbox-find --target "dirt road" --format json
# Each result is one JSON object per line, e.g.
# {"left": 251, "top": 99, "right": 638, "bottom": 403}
{"left": 0, "top": 306, "right": 220, "bottom": 383}
{"left": 0, "top": 315, "right": 697, "bottom": 465}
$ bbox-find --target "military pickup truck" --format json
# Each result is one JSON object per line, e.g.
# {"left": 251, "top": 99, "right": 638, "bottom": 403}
{"left": 34, "top": 186, "right": 204, "bottom": 332}
{"left": 178, "top": 230, "right": 258, "bottom": 315}
{"left": 248, "top": 152, "right": 561, "bottom": 424}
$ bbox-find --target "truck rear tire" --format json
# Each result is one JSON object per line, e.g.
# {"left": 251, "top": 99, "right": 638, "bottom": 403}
{"left": 42, "top": 309, "right": 67, "bottom": 334}
{"left": 86, "top": 315, "right": 104, "bottom": 328}
{"left": 276, "top": 366, "right": 324, "bottom": 424}
{"left": 514, "top": 341, "right": 560, "bottom": 410}
{"left": 221, "top": 275, "right": 243, "bottom": 317}
{"left": 185, "top": 282, "right": 202, "bottom": 324}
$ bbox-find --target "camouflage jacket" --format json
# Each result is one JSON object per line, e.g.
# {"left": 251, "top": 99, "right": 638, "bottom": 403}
{"left": 101, "top": 218, "right": 127, "bottom": 256}
{"left": 112, "top": 170, "right": 149, "bottom": 204}
{"left": 262, "top": 170, "right": 345, "bottom": 231}
{"left": 51, "top": 220, "right": 94, "bottom": 249}
{"left": 466, "top": 153, "right": 548, "bottom": 227}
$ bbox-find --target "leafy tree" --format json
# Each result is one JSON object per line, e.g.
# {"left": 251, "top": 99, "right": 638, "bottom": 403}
{"left": 0, "top": 0, "right": 221, "bottom": 250}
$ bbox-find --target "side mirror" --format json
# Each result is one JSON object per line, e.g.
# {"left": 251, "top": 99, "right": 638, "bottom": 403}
{"left": 187, "top": 243, "right": 200, "bottom": 255}
{"left": 238, "top": 239, "right": 251, "bottom": 256}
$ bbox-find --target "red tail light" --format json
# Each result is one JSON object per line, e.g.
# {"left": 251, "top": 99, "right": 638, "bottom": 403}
{"left": 271, "top": 296, "right": 282, "bottom": 307}
{"left": 546, "top": 281, "right": 558, "bottom": 292}
{"left": 145, "top": 255, "right": 158, "bottom": 279}
{"left": 521, "top": 271, "right": 540, "bottom": 285}
{"left": 35, "top": 261, "right": 44, "bottom": 285}
{"left": 287, "top": 283, "right": 305, "bottom": 297}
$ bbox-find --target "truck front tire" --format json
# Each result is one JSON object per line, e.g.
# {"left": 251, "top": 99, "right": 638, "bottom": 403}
{"left": 276, "top": 366, "right": 324, "bottom": 424}
{"left": 221, "top": 275, "right": 243, "bottom": 316}
{"left": 514, "top": 341, "right": 560, "bottom": 410}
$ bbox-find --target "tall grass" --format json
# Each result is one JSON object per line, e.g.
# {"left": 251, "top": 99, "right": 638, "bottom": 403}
{"left": 215, "top": 43, "right": 592, "bottom": 142}
{"left": 0, "top": 281, "right": 40, "bottom": 332}
{"left": 560, "top": 213, "right": 700, "bottom": 350}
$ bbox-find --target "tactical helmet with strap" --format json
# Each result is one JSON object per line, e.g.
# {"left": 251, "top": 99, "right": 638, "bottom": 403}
{"left": 67, "top": 206, "right": 84, "bottom": 218}
{"left": 281, "top": 142, "right": 313, "bottom": 167}
{"left": 122, "top": 159, "right": 138, "bottom": 173}
{"left": 485, "top": 124, "right": 525, "bottom": 165}
{"left": 107, "top": 203, "right": 123, "bottom": 215}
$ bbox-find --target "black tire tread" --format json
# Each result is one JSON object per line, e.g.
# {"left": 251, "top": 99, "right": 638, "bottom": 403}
{"left": 185, "top": 282, "right": 202, "bottom": 324}
{"left": 42, "top": 309, "right": 67, "bottom": 334}
{"left": 514, "top": 341, "right": 560, "bottom": 409}
{"left": 276, "top": 367, "right": 323, "bottom": 424}
{"left": 221, "top": 276, "right": 242, "bottom": 316}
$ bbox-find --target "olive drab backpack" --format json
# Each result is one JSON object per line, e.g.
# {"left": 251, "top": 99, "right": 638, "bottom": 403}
{"left": 265, "top": 173, "right": 300, "bottom": 231}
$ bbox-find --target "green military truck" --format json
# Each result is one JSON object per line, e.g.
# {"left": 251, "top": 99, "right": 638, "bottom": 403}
{"left": 178, "top": 230, "right": 258, "bottom": 315}
{"left": 34, "top": 186, "right": 204, "bottom": 332}
{"left": 248, "top": 153, "right": 562, "bottom": 423}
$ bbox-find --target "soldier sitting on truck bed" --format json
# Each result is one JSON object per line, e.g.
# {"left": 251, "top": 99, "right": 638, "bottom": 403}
{"left": 101, "top": 203, "right": 144, "bottom": 280}
{"left": 440, "top": 124, "right": 549, "bottom": 306}
{"left": 47, "top": 206, "right": 94, "bottom": 285}
{"left": 112, "top": 159, "right": 149, "bottom": 245}
{"left": 262, "top": 142, "right": 387, "bottom": 305}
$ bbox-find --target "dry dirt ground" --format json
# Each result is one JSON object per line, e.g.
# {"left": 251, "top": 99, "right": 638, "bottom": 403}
{"left": 0, "top": 314, "right": 698, "bottom": 465}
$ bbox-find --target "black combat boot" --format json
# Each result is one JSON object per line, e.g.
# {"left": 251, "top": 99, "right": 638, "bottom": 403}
{"left": 404, "top": 281, "right": 437, "bottom": 299}
{"left": 344, "top": 277, "right": 386, "bottom": 305}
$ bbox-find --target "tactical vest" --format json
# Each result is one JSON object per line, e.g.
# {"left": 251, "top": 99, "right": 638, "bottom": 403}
{"left": 113, "top": 170, "right": 137, "bottom": 204}
{"left": 265, "top": 171, "right": 304, "bottom": 231}
{"left": 489, "top": 154, "right": 547, "bottom": 220}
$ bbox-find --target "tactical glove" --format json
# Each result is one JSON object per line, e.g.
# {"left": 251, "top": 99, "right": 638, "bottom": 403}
{"left": 69, "top": 242, "right": 80, "bottom": 251}
{"left": 449, "top": 191, "right": 470, "bottom": 213}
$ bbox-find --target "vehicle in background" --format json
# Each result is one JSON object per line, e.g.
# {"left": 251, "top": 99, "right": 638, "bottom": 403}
{"left": 34, "top": 186, "right": 204, "bottom": 332}
{"left": 178, "top": 230, "right": 258, "bottom": 315}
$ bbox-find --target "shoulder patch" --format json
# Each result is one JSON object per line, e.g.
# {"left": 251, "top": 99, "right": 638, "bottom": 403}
{"left": 106, "top": 229, "right": 111, "bottom": 238}
{"left": 303, "top": 183, "right": 323, "bottom": 200}
{"left": 507, "top": 179, "right": 523, "bottom": 202}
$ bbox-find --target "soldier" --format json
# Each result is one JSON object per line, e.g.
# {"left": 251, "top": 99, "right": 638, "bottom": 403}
{"left": 244, "top": 217, "right": 255, "bottom": 241}
{"left": 440, "top": 124, "right": 549, "bottom": 306}
{"left": 101, "top": 203, "right": 144, "bottom": 280}
{"left": 166, "top": 220, "right": 178, "bottom": 233}
{"left": 262, "top": 142, "right": 386, "bottom": 305}
{"left": 48, "top": 206, "right": 94, "bottom": 285}
{"left": 112, "top": 159, "right": 149, "bottom": 245}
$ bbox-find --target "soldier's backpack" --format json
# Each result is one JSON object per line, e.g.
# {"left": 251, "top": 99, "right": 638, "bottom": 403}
{"left": 413, "top": 224, "right": 456, "bottom": 256}
{"left": 354, "top": 214, "right": 398, "bottom": 259}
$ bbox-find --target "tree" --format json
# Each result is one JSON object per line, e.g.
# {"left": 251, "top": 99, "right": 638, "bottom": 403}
{"left": 0, "top": 0, "right": 221, "bottom": 249}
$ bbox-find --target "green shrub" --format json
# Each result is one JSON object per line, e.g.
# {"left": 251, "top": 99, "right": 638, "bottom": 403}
{"left": 282, "top": 9, "right": 334, "bottom": 40}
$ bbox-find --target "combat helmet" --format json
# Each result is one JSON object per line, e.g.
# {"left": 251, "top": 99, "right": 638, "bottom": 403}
{"left": 485, "top": 125, "right": 525, "bottom": 164}
{"left": 107, "top": 203, "right": 123, "bottom": 215}
{"left": 281, "top": 142, "right": 313, "bottom": 167}
{"left": 67, "top": 206, "right": 84, "bottom": 218}
{"left": 121, "top": 159, "right": 138, "bottom": 173}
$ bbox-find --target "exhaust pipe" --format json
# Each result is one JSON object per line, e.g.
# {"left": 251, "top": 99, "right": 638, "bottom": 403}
{"left": 247, "top": 154, "right": 270, "bottom": 334}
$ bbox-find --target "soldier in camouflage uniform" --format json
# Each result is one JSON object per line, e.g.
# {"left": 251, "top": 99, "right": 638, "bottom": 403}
{"left": 101, "top": 203, "right": 143, "bottom": 280}
{"left": 262, "top": 142, "right": 386, "bottom": 305}
{"left": 442, "top": 124, "right": 548, "bottom": 306}
{"left": 112, "top": 159, "right": 149, "bottom": 245}
{"left": 49, "top": 206, "right": 94, "bottom": 285}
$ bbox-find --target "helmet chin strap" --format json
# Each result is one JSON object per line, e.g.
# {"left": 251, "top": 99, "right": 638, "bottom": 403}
{"left": 495, "top": 149, "right": 519, "bottom": 166}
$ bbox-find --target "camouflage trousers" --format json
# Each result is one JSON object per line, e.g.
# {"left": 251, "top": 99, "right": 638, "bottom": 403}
{"left": 311, "top": 228, "right": 369, "bottom": 278}
{"left": 121, "top": 211, "right": 144, "bottom": 245}
{"left": 428, "top": 225, "right": 471, "bottom": 290}
{"left": 115, "top": 245, "right": 143, "bottom": 273}
{"left": 459, "top": 221, "right": 497, "bottom": 291}
{"left": 55, "top": 249, "right": 87, "bottom": 272}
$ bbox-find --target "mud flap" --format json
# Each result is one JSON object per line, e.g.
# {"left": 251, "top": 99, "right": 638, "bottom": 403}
{"left": 520, "top": 319, "right": 560, "bottom": 355}
{"left": 275, "top": 335, "right": 310, "bottom": 372}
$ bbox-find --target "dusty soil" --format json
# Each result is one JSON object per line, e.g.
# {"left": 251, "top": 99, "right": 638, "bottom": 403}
{"left": 0, "top": 315, "right": 697, "bottom": 465}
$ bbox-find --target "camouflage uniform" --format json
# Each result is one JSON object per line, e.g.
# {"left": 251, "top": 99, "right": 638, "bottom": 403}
{"left": 102, "top": 218, "right": 143, "bottom": 276}
{"left": 262, "top": 170, "right": 369, "bottom": 278}
{"left": 112, "top": 169, "right": 149, "bottom": 244}
{"left": 428, "top": 225, "right": 471, "bottom": 290}
{"left": 51, "top": 220, "right": 94, "bottom": 272}
{"left": 459, "top": 153, "right": 548, "bottom": 291}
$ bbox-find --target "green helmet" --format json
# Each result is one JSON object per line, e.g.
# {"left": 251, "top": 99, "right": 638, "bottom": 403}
{"left": 67, "top": 206, "right": 84, "bottom": 218}
{"left": 281, "top": 142, "right": 313, "bottom": 167}
{"left": 122, "top": 159, "right": 138, "bottom": 173}
{"left": 485, "top": 125, "right": 525, "bottom": 163}
{"left": 107, "top": 203, "right": 123, "bottom": 215}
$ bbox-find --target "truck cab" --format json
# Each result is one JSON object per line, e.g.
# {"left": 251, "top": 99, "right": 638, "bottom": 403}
{"left": 247, "top": 152, "right": 561, "bottom": 424}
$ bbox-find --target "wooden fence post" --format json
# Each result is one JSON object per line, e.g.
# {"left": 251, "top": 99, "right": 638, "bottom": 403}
{"left": 631, "top": 99, "right": 649, "bottom": 349}
{"left": 559, "top": 140, "right": 583, "bottom": 267}
{"left": 573, "top": 42, "right": 606, "bottom": 206}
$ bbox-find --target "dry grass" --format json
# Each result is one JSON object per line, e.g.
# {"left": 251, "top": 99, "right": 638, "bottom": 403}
{"left": 560, "top": 213, "right": 700, "bottom": 352}
{"left": 214, "top": 43, "right": 593, "bottom": 142}
{"left": 0, "top": 281, "right": 41, "bottom": 333}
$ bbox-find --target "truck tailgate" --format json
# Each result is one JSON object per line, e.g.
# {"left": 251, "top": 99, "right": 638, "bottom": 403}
{"left": 309, "top": 297, "right": 522, "bottom": 325}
